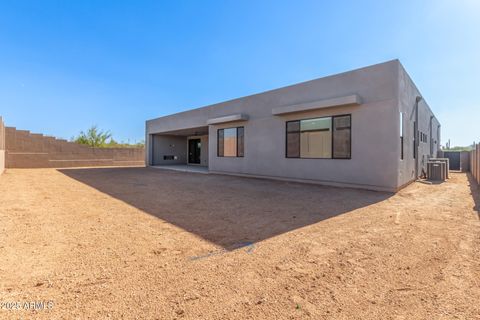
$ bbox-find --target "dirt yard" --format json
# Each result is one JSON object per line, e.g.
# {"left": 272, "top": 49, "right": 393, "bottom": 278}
{"left": 0, "top": 168, "right": 479, "bottom": 319}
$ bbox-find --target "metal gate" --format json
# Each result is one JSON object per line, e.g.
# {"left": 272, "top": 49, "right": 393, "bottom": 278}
{"left": 443, "top": 151, "right": 461, "bottom": 170}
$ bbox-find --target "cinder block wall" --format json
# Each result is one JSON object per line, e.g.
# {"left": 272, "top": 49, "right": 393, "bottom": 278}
{"left": 471, "top": 143, "right": 480, "bottom": 185}
{"left": 460, "top": 151, "right": 470, "bottom": 172}
{"left": 5, "top": 126, "right": 145, "bottom": 168}
{"left": 0, "top": 117, "right": 5, "bottom": 174}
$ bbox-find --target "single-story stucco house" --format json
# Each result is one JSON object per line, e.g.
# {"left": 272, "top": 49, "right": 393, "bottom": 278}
{"left": 145, "top": 60, "right": 440, "bottom": 192}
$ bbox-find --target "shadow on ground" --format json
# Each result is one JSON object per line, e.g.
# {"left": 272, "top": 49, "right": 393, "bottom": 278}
{"left": 467, "top": 173, "right": 480, "bottom": 218}
{"left": 58, "top": 167, "right": 392, "bottom": 249}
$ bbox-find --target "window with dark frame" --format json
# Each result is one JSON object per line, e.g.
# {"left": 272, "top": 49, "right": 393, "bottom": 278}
{"left": 400, "top": 112, "right": 404, "bottom": 160}
{"left": 237, "top": 127, "right": 244, "bottom": 157}
{"left": 286, "top": 114, "right": 351, "bottom": 159}
{"left": 217, "top": 127, "right": 244, "bottom": 157}
{"left": 413, "top": 122, "right": 416, "bottom": 159}
{"left": 332, "top": 115, "right": 351, "bottom": 159}
{"left": 217, "top": 129, "right": 224, "bottom": 157}
{"left": 286, "top": 121, "right": 300, "bottom": 158}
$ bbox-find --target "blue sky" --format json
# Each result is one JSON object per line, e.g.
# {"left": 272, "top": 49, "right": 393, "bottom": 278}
{"left": 0, "top": 0, "right": 478, "bottom": 145}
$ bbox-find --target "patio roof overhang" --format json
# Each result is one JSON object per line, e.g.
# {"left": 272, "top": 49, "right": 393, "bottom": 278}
{"left": 153, "top": 125, "right": 209, "bottom": 136}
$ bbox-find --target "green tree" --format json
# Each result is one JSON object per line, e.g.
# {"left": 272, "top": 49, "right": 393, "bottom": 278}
{"left": 73, "top": 125, "right": 112, "bottom": 147}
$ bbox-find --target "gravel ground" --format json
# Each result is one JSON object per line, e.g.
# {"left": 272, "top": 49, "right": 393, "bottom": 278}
{"left": 0, "top": 167, "right": 479, "bottom": 319}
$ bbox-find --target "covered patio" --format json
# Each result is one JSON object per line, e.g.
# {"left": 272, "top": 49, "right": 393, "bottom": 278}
{"left": 148, "top": 125, "right": 209, "bottom": 168}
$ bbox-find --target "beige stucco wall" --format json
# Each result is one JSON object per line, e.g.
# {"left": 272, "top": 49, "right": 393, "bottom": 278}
{"left": 207, "top": 97, "right": 398, "bottom": 191}
{"left": 150, "top": 135, "right": 187, "bottom": 165}
{"left": 147, "top": 60, "right": 440, "bottom": 192}
{"left": 397, "top": 63, "right": 441, "bottom": 188}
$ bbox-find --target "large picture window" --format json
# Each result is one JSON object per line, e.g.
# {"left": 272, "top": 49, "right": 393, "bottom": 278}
{"left": 286, "top": 114, "right": 351, "bottom": 159}
{"left": 217, "top": 127, "right": 244, "bottom": 157}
